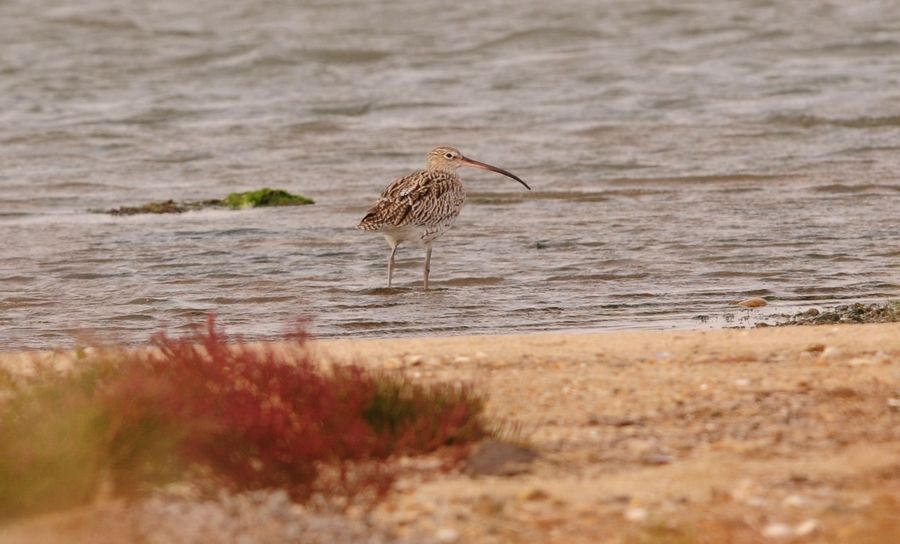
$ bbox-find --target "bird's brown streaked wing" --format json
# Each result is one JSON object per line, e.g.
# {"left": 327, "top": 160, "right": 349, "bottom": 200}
{"left": 358, "top": 171, "right": 461, "bottom": 230}
{"left": 358, "top": 196, "right": 412, "bottom": 230}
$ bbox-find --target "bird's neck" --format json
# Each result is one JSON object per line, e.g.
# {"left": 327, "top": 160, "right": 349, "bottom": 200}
{"left": 428, "top": 165, "right": 460, "bottom": 178}
{"left": 425, "top": 159, "right": 459, "bottom": 173}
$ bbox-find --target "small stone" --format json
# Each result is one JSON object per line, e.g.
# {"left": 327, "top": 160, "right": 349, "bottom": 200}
{"left": 435, "top": 527, "right": 460, "bottom": 543}
{"left": 887, "top": 398, "right": 900, "bottom": 409}
{"left": 781, "top": 494, "right": 807, "bottom": 508}
{"left": 641, "top": 453, "right": 674, "bottom": 465}
{"left": 847, "top": 357, "right": 874, "bottom": 366}
{"left": 804, "top": 344, "right": 826, "bottom": 353}
{"left": 472, "top": 494, "right": 505, "bottom": 516}
{"left": 453, "top": 355, "right": 472, "bottom": 364}
{"left": 794, "top": 519, "right": 819, "bottom": 536}
{"left": 611, "top": 417, "right": 640, "bottom": 427}
{"left": 383, "top": 357, "right": 403, "bottom": 369}
{"left": 624, "top": 507, "right": 648, "bottom": 522}
{"left": 263, "top": 489, "right": 290, "bottom": 515}
{"left": 519, "top": 488, "right": 550, "bottom": 501}
{"left": 403, "top": 354, "right": 423, "bottom": 366}
{"left": 734, "top": 297, "right": 768, "bottom": 308}
{"left": 820, "top": 346, "right": 842, "bottom": 360}
{"left": 762, "top": 522, "right": 793, "bottom": 538}
{"left": 465, "top": 440, "right": 538, "bottom": 476}
{"left": 733, "top": 378, "right": 751, "bottom": 387}
{"left": 804, "top": 308, "right": 820, "bottom": 317}
{"left": 730, "top": 478, "right": 755, "bottom": 502}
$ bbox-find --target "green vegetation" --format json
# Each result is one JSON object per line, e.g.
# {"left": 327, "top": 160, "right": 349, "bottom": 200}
{"left": 0, "top": 365, "right": 109, "bottom": 518}
{"left": 365, "top": 374, "right": 487, "bottom": 453}
{"left": 0, "top": 317, "right": 490, "bottom": 521}
{"left": 102, "top": 188, "right": 313, "bottom": 215}
{"left": 220, "top": 188, "right": 314, "bottom": 209}
{"left": 0, "top": 360, "right": 185, "bottom": 520}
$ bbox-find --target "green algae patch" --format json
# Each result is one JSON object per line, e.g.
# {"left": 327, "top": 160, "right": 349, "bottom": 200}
{"left": 221, "top": 188, "right": 314, "bottom": 209}
{"left": 101, "top": 188, "right": 314, "bottom": 215}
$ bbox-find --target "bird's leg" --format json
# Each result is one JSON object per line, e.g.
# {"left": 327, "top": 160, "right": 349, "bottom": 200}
{"left": 388, "top": 243, "right": 399, "bottom": 287}
{"left": 423, "top": 244, "right": 432, "bottom": 290}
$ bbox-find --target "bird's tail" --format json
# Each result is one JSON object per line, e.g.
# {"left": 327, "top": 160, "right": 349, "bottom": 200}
{"left": 357, "top": 210, "right": 381, "bottom": 231}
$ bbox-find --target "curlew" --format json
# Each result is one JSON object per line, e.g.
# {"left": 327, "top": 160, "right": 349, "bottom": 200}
{"left": 357, "top": 146, "right": 530, "bottom": 289}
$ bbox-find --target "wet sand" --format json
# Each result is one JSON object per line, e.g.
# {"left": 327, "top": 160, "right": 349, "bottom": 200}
{"left": 1, "top": 323, "right": 899, "bottom": 543}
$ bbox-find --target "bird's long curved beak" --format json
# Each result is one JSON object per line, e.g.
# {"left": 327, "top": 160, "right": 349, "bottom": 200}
{"left": 460, "top": 156, "right": 531, "bottom": 190}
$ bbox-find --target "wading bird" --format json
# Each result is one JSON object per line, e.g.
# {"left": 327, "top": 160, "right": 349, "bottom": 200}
{"left": 357, "top": 146, "right": 530, "bottom": 289}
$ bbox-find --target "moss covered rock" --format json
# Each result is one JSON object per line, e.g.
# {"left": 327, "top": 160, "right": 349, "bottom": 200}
{"left": 220, "top": 188, "right": 314, "bottom": 209}
{"left": 101, "top": 188, "right": 314, "bottom": 215}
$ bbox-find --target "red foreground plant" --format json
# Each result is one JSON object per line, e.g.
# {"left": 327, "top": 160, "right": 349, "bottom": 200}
{"left": 102, "top": 315, "right": 490, "bottom": 503}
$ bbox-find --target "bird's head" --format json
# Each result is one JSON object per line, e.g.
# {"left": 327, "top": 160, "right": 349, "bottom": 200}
{"left": 426, "top": 146, "right": 531, "bottom": 190}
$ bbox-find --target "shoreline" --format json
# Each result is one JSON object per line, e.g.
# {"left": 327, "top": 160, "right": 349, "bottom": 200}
{"left": 3, "top": 321, "right": 897, "bottom": 376}
{"left": 311, "top": 320, "right": 900, "bottom": 363}
{"left": 3, "top": 298, "right": 896, "bottom": 356}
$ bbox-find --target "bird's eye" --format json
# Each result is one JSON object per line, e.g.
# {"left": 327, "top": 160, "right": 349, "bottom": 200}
{"left": 444, "top": 153, "right": 454, "bottom": 159}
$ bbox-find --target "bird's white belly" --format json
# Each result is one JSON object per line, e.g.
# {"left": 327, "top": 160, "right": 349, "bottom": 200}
{"left": 381, "top": 220, "right": 454, "bottom": 246}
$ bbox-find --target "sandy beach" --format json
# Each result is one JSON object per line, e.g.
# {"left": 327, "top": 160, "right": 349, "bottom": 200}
{"left": 322, "top": 323, "right": 900, "bottom": 543}
{"left": 2, "top": 322, "right": 898, "bottom": 543}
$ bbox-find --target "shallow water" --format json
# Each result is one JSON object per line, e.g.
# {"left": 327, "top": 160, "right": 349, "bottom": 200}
{"left": 1, "top": 0, "right": 898, "bottom": 349}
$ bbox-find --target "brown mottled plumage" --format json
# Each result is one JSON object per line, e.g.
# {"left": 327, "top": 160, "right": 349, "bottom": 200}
{"left": 358, "top": 146, "right": 530, "bottom": 289}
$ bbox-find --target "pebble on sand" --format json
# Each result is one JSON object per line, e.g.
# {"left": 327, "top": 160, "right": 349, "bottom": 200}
{"left": 383, "top": 357, "right": 403, "bottom": 369}
{"left": 820, "top": 346, "right": 843, "bottom": 360}
{"left": 518, "top": 488, "right": 550, "bottom": 501}
{"left": 794, "top": 519, "right": 819, "bottom": 536}
{"left": 435, "top": 527, "right": 460, "bottom": 543}
{"left": 623, "top": 507, "right": 648, "bottom": 522}
{"left": 762, "top": 519, "right": 819, "bottom": 539}
{"left": 403, "top": 354, "right": 424, "bottom": 366}
{"left": 732, "top": 297, "right": 768, "bottom": 308}
{"left": 465, "top": 441, "right": 539, "bottom": 476}
{"left": 762, "top": 522, "right": 793, "bottom": 538}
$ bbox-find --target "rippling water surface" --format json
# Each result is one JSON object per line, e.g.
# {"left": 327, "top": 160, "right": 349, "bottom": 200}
{"left": 2, "top": 0, "right": 898, "bottom": 349}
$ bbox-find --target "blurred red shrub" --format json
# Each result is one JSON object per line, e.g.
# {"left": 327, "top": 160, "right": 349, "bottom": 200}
{"left": 103, "top": 315, "right": 489, "bottom": 503}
